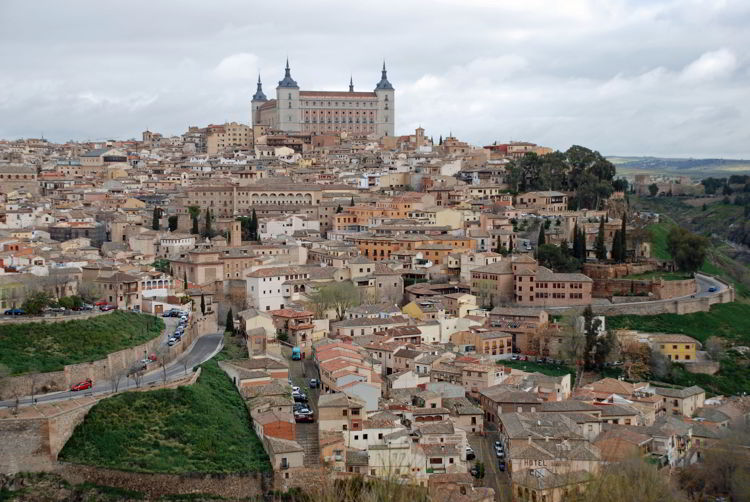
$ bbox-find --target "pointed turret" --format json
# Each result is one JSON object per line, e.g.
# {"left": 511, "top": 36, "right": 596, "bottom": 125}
{"left": 349, "top": 75, "right": 354, "bottom": 92}
{"left": 252, "top": 74, "right": 267, "bottom": 101}
{"left": 278, "top": 58, "right": 298, "bottom": 88}
{"left": 375, "top": 60, "right": 394, "bottom": 90}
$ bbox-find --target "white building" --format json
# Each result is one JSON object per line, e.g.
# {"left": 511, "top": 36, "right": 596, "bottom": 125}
{"left": 259, "top": 214, "right": 320, "bottom": 241}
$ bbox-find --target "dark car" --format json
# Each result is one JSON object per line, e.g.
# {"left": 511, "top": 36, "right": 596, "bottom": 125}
{"left": 708, "top": 286, "right": 718, "bottom": 293}
{"left": 499, "top": 461, "right": 506, "bottom": 472}
{"left": 4, "top": 308, "right": 25, "bottom": 315}
{"left": 293, "top": 392, "right": 308, "bottom": 403}
{"left": 309, "top": 378, "right": 318, "bottom": 388}
{"left": 99, "top": 304, "right": 117, "bottom": 311}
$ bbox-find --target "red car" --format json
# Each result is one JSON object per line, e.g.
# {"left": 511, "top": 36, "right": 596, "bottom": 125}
{"left": 71, "top": 378, "right": 93, "bottom": 391}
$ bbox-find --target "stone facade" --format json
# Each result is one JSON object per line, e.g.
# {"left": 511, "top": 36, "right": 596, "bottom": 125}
{"left": 252, "top": 61, "right": 395, "bottom": 138}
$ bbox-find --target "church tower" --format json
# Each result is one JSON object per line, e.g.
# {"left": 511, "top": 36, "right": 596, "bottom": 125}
{"left": 374, "top": 62, "right": 395, "bottom": 137}
{"left": 251, "top": 75, "right": 268, "bottom": 126}
{"left": 276, "top": 59, "right": 301, "bottom": 132}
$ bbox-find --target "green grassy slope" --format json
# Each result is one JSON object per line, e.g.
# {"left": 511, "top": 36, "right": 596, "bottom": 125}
{"left": 0, "top": 311, "right": 165, "bottom": 375}
{"left": 59, "top": 359, "right": 271, "bottom": 474}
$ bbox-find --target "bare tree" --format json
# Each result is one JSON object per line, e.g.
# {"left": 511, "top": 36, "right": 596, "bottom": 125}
{"left": 704, "top": 336, "right": 726, "bottom": 361}
{"left": 155, "top": 347, "right": 169, "bottom": 385}
{"left": 109, "top": 367, "right": 127, "bottom": 393}
{"left": 128, "top": 365, "right": 144, "bottom": 388}
{"left": 649, "top": 350, "right": 671, "bottom": 380}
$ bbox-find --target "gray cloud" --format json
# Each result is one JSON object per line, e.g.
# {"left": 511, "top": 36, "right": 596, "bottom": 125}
{"left": 0, "top": 0, "right": 748, "bottom": 157}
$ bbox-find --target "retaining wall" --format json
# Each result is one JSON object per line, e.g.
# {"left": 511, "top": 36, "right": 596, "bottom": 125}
{"left": 0, "top": 310, "right": 217, "bottom": 401}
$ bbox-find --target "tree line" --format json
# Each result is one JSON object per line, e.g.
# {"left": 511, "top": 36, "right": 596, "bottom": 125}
{"left": 506, "top": 145, "right": 618, "bottom": 209}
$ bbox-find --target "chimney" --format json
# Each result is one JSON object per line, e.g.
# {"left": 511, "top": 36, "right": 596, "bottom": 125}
{"left": 545, "top": 435, "right": 549, "bottom": 442}
{"left": 528, "top": 435, "right": 532, "bottom": 444}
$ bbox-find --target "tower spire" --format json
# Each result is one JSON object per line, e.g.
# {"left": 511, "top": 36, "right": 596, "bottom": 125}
{"left": 278, "top": 58, "right": 298, "bottom": 88}
{"left": 375, "top": 60, "right": 393, "bottom": 90}
{"left": 252, "top": 74, "right": 267, "bottom": 101}
{"left": 349, "top": 75, "right": 354, "bottom": 92}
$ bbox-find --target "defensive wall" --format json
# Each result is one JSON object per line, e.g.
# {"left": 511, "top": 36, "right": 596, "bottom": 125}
{"left": 545, "top": 274, "right": 735, "bottom": 317}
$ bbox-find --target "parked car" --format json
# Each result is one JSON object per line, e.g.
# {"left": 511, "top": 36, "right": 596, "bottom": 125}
{"left": 465, "top": 446, "right": 475, "bottom": 460}
{"left": 4, "top": 308, "right": 25, "bottom": 315}
{"left": 496, "top": 449, "right": 504, "bottom": 459}
{"left": 498, "top": 461, "right": 506, "bottom": 472}
{"left": 71, "top": 378, "right": 93, "bottom": 391}
{"left": 511, "top": 354, "right": 519, "bottom": 361}
{"left": 99, "top": 304, "right": 117, "bottom": 311}
{"left": 309, "top": 378, "right": 318, "bottom": 388}
{"left": 708, "top": 286, "right": 718, "bottom": 293}
{"left": 291, "top": 386, "right": 300, "bottom": 393}
{"left": 294, "top": 410, "right": 314, "bottom": 423}
{"left": 293, "top": 392, "right": 308, "bottom": 403}
{"left": 94, "top": 300, "right": 109, "bottom": 307}
{"left": 494, "top": 440, "right": 502, "bottom": 449}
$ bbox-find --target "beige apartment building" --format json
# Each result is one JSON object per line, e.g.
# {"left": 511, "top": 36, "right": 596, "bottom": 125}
{"left": 514, "top": 191, "right": 568, "bottom": 212}
{"left": 182, "top": 183, "right": 356, "bottom": 218}
{"left": 206, "top": 122, "right": 253, "bottom": 154}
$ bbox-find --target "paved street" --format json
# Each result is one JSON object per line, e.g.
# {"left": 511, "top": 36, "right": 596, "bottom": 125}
{"left": 288, "top": 352, "right": 321, "bottom": 466}
{"left": 0, "top": 327, "right": 224, "bottom": 408}
{"left": 468, "top": 427, "right": 511, "bottom": 501}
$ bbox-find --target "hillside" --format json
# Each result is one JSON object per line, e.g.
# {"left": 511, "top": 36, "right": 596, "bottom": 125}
{"left": 632, "top": 196, "right": 750, "bottom": 297}
{"left": 0, "top": 311, "right": 165, "bottom": 375}
{"left": 609, "top": 156, "right": 750, "bottom": 177}
{"left": 59, "top": 358, "right": 270, "bottom": 474}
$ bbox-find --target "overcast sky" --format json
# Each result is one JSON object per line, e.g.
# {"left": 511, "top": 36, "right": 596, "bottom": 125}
{"left": 1, "top": 0, "right": 748, "bottom": 157}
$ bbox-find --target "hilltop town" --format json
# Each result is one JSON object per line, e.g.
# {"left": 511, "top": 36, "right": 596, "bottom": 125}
{"left": 0, "top": 61, "right": 748, "bottom": 502}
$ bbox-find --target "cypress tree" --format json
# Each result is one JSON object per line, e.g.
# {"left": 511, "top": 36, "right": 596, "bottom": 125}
{"left": 612, "top": 230, "right": 622, "bottom": 263}
{"left": 200, "top": 294, "right": 206, "bottom": 315}
{"left": 183, "top": 270, "right": 188, "bottom": 291}
{"left": 250, "top": 208, "right": 258, "bottom": 241}
{"left": 225, "top": 308, "right": 234, "bottom": 334}
{"left": 595, "top": 219, "right": 607, "bottom": 260}
{"left": 572, "top": 223, "right": 580, "bottom": 259}
{"left": 191, "top": 214, "right": 199, "bottom": 235}
{"left": 204, "top": 208, "right": 212, "bottom": 238}
{"left": 350, "top": 197, "right": 355, "bottom": 207}
{"left": 579, "top": 227, "right": 587, "bottom": 261}
{"left": 620, "top": 216, "right": 627, "bottom": 262}
{"left": 152, "top": 207, "right": 161, "bottom": 231}
{"left": 537, "top": 224, "right": 546, "bottom": 246}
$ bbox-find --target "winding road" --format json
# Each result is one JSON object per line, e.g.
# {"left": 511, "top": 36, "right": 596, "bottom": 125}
{"left": 0, "top": 333, "right": 224, "bottom": 408}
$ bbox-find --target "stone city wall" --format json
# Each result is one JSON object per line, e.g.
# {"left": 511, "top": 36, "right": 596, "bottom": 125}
{"left": 55, "top": 464, "right": 273, "bottom": 499}
{"left": 591, "top": 278, "right": 696, "bottom": 300}
{"left": 582, "top": 262, "right": 658, "bottom": 280}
